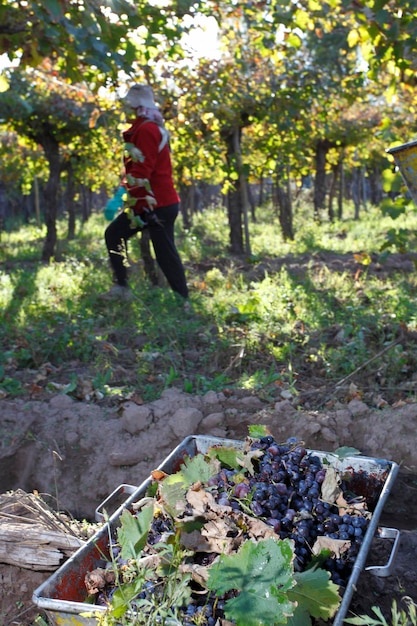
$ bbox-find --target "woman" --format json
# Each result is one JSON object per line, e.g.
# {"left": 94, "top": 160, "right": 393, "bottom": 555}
{"left": 102, "top": 84, "right": 188, "bottom": 301}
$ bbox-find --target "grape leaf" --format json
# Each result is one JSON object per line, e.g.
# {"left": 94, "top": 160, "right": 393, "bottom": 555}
{"left": 117, "top": 504, "right": 153, "bottom": 560}
{"left": 334, "top": 446, "right": 361, "bottom": 459}
{"left": 180, "top": 453, "right": 218, "bottom": 484}
{"left": 163, "top": 453, "right": 218, "bottom": 489}
{"left": 238, "top": 448, "right": 264, "bottom": 475}
{"left": 286, "top": 604, "right": 311, "bottom": 626}
{"left": 207, "top": 445, "right": 242, "bottom": 469}
{"left": 288, "top": 567, "right": 341, "bottom": 621}
{"left": 224, "top": 589, "right": 295, "bottom": 626}
{"left": 248, "top": 424, "right": 270, "bottom": 438}
{"left": 160, "top": 479, "right": 188, "bottom": 515}
{"left": 160, "top": 454, "right": 219, "bottom": 514}
{"left": 207, "top": 538, "right": 296, "bottom": 626}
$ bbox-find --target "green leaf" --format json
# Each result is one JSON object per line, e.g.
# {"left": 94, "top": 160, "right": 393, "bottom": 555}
{"left": 224, "top": 589, "right": 295, "bottom": 626}
{"left": 160, "top": 479, "right": 188, "bottom": 515}
{"left": 61, "top": 376, "right": 77, "bottom": 394}
{"left": 286, "top": 32, "right": 302, "bottom": 48}
{"left": 160, "top": 454, "right": 219, "bottom": 514}
{"left": 248, "top": 424, "right": 270, "bottom": 438}
{"left": 344, "top": 605, "right": 389, "bottom": 625}
{"left": 110, "top": 577, "right": 145, "bottom": 619}
{"left": 286, "top": 604, "right": 311, "bottom": 626}
{"left": 163, "top": 452, "right": 217, "bottom": 487}
{"left": 334, "top": 446, "right": 361, "bottom": 459}
{"left": 381, "top": 168, "right": 403, "bottom": 194}
{"left": 180, "top": 453, "right": 218, "bottom": 485}
{"left": 0, "top": 74, "right": 9, "bottom": 93}
{"left": 207, "top": 445, "right": 242, "bottom": 470}
{"left": 288, "top": 568, "right": 341, "bottom": 621}
{"left": 42, "top": 0, "right": 65, "bottom": 21}
{"left": 117, "top": 504, "right": 153, "bottom": 560}
{"left": 380, "top": 197, "right": 408, "bottom": 220}
{"left": 207, "top": 538, "right": 296, "bottom": 626}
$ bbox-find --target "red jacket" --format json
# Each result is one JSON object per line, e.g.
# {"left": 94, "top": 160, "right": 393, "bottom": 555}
{"left": 123, "top": 116, "right": 180, "bottom": 214}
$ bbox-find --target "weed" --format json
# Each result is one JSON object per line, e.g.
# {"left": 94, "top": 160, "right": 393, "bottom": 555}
{"left": 2, "top": 204, "right": 417, "bottom": 404}
{"left": 345, "top": 597, "right": 417, "bottom": 626}
{"left": 0, "top": 376, "right": 24, "bottom": 396}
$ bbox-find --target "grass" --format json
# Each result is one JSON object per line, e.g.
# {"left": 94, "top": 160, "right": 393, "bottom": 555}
{"left": 1, "top": 200, "right": 417, "bottom": 404}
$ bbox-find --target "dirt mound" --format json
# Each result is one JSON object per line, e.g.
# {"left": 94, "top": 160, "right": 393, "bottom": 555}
{"left": 1, "top": 389, "right": 417, "bottom": 624}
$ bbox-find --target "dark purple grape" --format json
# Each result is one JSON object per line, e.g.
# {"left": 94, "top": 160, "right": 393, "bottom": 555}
{"left": 323, "top": 520, "right": 335, "bottom": 533}
{"left": 285, "top": 508, "right": 296, "bottom": 521}
{"left": 234, "top": 483, "right": 250, "bottom": 498}
{"left": 266, "top": 518, "right": 281, "bottom": 532}
{"left": 315, "top": 469, "right": 326, "bottom": 483}
{"left": 267, "top": 444, "right": 280, "bottom": 456}
{"left": 275, "top": 482, "right": 288, "bottom": 496}
{"left": 251, "top": 501, "right": 264, "bottom": 516}
{"left": 260, "top": 436, "right": 275, "bottom": 447}
{"left": 295, "top": 524, "right": 310, "bottom": 538}
{"left": 301, "top": 499, "right": 313, "bottom": 512}
{"left": 287, "top": 437, "right": 298, "bottom": 446}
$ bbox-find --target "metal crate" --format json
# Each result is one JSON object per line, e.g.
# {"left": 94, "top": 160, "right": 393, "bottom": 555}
{"left": 386, "top": 139, "right": 417, "bottom": 205}
{"left": 33, "top": 435, "right": 400, "bottom": 626}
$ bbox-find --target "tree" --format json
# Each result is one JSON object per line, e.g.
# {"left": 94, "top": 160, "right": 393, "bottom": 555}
{"left": 0, "top": 0, "right": 190, "bottom": 86}
{"left": 0, "top": 0, "right": 197, "bottom": 260}
{"left": 0, "top": 63, "right": 110, "bottom": 260}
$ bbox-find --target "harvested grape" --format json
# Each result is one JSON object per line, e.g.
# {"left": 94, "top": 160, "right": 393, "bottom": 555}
{"left": 87, "top": 434, "right": 377, "bottom": 625}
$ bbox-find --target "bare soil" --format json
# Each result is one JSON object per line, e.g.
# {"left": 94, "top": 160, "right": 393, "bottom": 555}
{"left": 1, "top": 388, "right": 417, "bottom": 626}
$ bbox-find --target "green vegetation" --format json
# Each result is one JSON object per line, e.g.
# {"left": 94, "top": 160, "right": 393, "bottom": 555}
{"left": 1, "top": 201, "right": 417, "bottom": 406}
{"left": 345, "top": 597, "right": 417, "bottom": 626}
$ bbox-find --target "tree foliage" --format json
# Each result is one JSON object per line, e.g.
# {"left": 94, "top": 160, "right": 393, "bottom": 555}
{"left": 0, "top": 0, "right": 192, "bottom": 86}
{"left": 2, "top": 0, "right": 417, "bottom": 256}
{"left": 0, "top": 60, "right": 120, "bottom": 259}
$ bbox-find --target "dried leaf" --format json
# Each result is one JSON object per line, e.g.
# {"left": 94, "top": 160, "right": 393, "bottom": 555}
{"left": 179, "top": 561, "right": 211, "bottom": 587}
{"left": 312, "top": 536, "right": 351, "bottom": 559}
{"left": 321, "top": 466, "right": 342, "bottom": 504}
{"left": 180, "top": 526, "right": 236, "bottom": 555}
{"left": 151, "top": 469, "right": 167, "bottom": 481}
{"left": 186, "top": 485, "right": 219, "bottom": 516}
{"left": 237, "top": 448, "right": 264, "bottom": 476}
{"left": 85, "top": 568, "right": 115, "bottom": 594}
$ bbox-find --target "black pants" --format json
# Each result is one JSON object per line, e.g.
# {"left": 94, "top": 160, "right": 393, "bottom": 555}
{"left": 104, "top": 204, "right": 189, "bottom": 298}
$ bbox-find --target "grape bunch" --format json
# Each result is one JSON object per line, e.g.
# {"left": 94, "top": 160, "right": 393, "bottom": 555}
{"left": 92, "top": 435, "right": 372, "bottom": 623}
{"left": 210, "top": 435, "right": 370, "bottom": 586}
